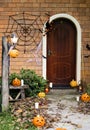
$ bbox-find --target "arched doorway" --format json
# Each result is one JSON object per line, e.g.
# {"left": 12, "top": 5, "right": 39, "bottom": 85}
{"left": 42, "top": 14, "right": 81, "bottom": 88}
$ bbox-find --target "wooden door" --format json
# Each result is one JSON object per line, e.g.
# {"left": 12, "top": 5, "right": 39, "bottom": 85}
{"left": 47, "top": 18, "right": 77, "bottom": 88}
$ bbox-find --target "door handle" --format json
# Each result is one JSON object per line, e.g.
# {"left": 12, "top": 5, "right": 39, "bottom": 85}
{"left": 48, "top": 50, "right": 52, "bottom": 56}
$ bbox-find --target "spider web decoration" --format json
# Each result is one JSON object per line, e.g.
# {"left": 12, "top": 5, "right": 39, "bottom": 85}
{"left": 5, "top": 12, "right": 50, "bottom": 53}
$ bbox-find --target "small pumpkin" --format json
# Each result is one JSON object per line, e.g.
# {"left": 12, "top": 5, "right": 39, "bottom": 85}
{"left": 32, "top": 115, "right": 45, "bottom": 127}
{"left": 38, "top": 92, "right": 46, "bottom": 98}
{"left": 81, "top": 93, "right": 90, "bottom": 102}
{"left": 70, "top": 79, "right": 78, "bottom": 87}
{"left": 56, "top": 128, "right": 67, "bottom": 130}
{"left": 9, "top": 49, "right": 19, "bottom": 58}
{"left": 12, "top": 78, "right": 21, "bottom": 87}
{"left": 44, "top": 87, "right": 49, "bottom": 93}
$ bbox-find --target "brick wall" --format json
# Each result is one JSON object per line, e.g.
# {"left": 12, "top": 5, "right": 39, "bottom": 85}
{"left": 0, "top": 0, "right": 90, "bottom": 83}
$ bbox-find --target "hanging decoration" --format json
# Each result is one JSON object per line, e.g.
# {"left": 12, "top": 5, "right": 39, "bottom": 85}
{"left": 4, "top": 12, "right": 53, "bottom": 64}
{"left": 86, "top": 44, "right": 90, "bottom": 50}
{"left": 8, "top": 48, "right": 19, "bottom": 58}
{"left": 5, "top": 12, "right": 52, "bottom": 53}
{"left": 84, "top": 44, "right": 90, "bottom": 58}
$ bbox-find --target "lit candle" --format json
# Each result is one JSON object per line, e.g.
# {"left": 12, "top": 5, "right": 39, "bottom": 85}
{"left": 76, "top": 96, "right": 79, "bottom": 102}
{"left": 49, "top": 82, "right": 53, "bottom": 88}
{"left": 79, "top": 86, "right": 82, "bottom": 90}
{"left": 35, "top": 102, "right": 39, "bottom": 109}
{"left": 21, "top": 79, "right": 24, "bottom": 86}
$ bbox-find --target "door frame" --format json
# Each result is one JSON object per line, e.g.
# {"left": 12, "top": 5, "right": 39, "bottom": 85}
{"left": 42, "top": 13, "right": 81, "bottom": 83}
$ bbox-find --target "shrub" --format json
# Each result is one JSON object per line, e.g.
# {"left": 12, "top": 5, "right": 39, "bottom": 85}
{"left": 9, "top": 68, "right": 47, "bottom": 97}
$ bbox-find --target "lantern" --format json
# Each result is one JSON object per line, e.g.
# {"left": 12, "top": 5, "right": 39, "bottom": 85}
{"left": 12, "top": 78, "right": 21, "bottom": 87}
{"left": 78, "top": 85, "right": 83, "bottom": 93}
{"left": 81, "top": 93, "right": 90, "bottom": 102}
{"left": 32, "top": 115, "right": 45, "bottom": 127}
{"left": 9, "top": 49, "right": 19, "bottom": 58}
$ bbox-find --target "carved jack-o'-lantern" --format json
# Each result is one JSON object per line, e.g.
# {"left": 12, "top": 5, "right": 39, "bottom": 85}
{"left": 12, "top": 78, "right": 21, "bottom": 87}
{"left": 32, "top": 115, "right": 45, "bottom": 127}
{"left": 81, "top": 93, "right": 90, "bottom": 102}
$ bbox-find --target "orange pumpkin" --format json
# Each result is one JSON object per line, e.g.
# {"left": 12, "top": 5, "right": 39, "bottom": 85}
{"left": 12, "top": 78, "right": 21, "bottom": 87}
{"left": 9, "top": 49, "right": 19, "bottom": 58}
{"left": 45, "top": 87, "right": 49, "bottom": 93}
{"left": 70, "top": 79, "right": 78, "bottom": 87}
{"left": 56, "top": 128, "right": 67, "bottom": 130}
{"left": 81, "top": 93, "right": 90, "bottom": 102}
{"left": 32, "top": 115, "right": 45, "bottom": 127}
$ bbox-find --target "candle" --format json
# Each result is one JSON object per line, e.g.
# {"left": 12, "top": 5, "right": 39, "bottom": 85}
{"left": 76, "top": 96, "right": 79, "bottom": 102}
{"left": 35, "top": 102, "right": 39, "bottom": 109}
{"left": 49, "top": 82, "right": 53, "bottom": 88}
{"left": 79, "top": 86, "right": 82, "bottom": 90}
{"left": 78, "top": 85, "right": 83, "bottom": 93}
{"left": 21, "top": 79, "right": 24, "bottom": 86}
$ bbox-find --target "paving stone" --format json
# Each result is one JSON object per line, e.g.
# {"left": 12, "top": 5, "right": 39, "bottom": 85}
{"left": 46, "top": 89, "right": 90, "bottom": 130}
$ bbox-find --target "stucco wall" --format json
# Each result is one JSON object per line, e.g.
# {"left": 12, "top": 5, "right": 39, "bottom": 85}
{"left": 0, "top": 0, "right": 90, "bottom": 83}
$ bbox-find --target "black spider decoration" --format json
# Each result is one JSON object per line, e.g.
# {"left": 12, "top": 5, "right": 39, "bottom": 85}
{"left": 84, "top": 44, "right": 90, "bottom": 58}
{"left": 5, "top": 12, "right": 52, "bottom": 53}
{"left": 86, "top": 44, "right": 90, "bottom": 50}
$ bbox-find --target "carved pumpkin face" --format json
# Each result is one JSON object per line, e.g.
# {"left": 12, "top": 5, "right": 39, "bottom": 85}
{"left": 32, "top": 115, "right": 45, "bottom": 127}
{"left": 12, "top": 78, "right": 21, "bottom": 87}
{"left": 9, "top": 49, "right": 19, "bottom": 58}
{"left": 81, "top": 93, "right": 90, "bottom": 102}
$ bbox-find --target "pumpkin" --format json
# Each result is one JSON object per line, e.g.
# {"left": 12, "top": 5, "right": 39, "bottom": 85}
{"left": 56, "top": 128, "right": 67, "bottom": 130}
{"left": 12, "top": 78, "right": 21, "bottom": 87}
{"left": 38, "top": 92, "right": 46, "bottom": 98}
{"left": 32, "top": 115, "right": 45, "bottom": 127}
{"left": 9, "top": 49, "right": 19, "bottom": 58}
{"left": 44, "top": 87, "right": 49, "bottom": 93}
{"left": 70, "top": 79, "right": 78, "bottom": 87}
{"left": 81, "top": 93, "right": 90, "bottom": 102}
